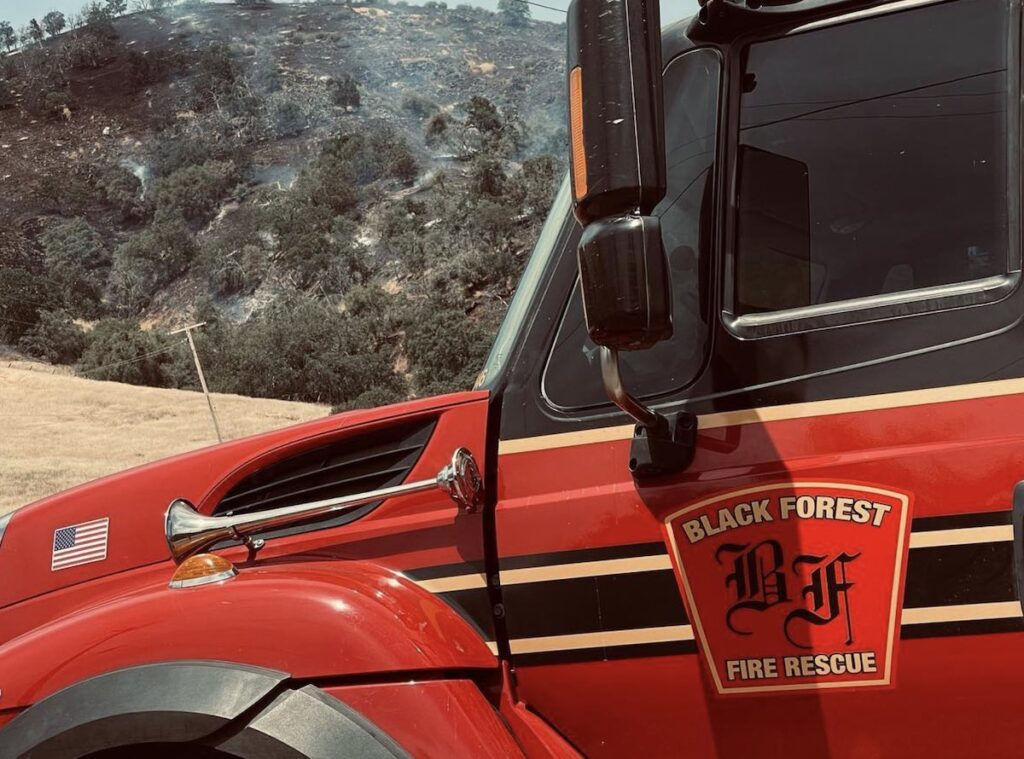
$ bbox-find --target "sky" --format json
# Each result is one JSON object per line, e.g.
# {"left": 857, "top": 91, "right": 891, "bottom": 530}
{"left": 0, "top": 0, "right": 693, "bottom": 34}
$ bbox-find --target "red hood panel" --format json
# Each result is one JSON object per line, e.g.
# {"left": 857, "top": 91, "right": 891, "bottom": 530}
{"left": 0, "top": 392, "right": 484, "bottom": 609}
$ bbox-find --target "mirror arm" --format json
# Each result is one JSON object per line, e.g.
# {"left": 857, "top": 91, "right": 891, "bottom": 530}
{"left": 600, "top": 347, "right": 662, "bottom": 429}
{"left": 600, "top": 347, "right": 698, "bottom": 479}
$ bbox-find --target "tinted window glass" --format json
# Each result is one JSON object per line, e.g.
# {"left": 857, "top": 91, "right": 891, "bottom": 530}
{"left": 735, "top": 0, "right": 1010, "bottom": 316}
{"left": 544, "top": 48, "right": 720, "bottom": 409}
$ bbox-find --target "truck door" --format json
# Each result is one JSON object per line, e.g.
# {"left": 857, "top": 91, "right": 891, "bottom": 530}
{"left": 492, "top": 0, "right": 1024, "bottom": 755}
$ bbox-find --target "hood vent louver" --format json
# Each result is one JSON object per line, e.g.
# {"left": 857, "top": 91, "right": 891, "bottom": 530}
{"left": 213, "top": 417, "right": 436, "bottom": 541}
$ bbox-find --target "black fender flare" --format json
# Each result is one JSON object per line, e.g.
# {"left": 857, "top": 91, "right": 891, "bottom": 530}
{"left": 0, "top": 660, "right": 408, "bottom": 759}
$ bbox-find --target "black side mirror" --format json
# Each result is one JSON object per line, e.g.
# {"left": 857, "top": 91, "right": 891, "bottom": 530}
{"left": 568, "top": 0, "right": 671, "bottom": 351}
{"left": 577, "top": 215, "right": 672, "bottom": 351}
{"left": 567, "top": 0, "right": 696, "bottom": 478}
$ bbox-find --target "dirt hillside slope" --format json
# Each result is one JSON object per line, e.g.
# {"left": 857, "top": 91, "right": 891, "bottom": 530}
{"left": 0, "top": 360, "right": 327, "bottom": 513}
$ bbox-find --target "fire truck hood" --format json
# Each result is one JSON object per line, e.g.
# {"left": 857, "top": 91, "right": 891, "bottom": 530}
{"left": 0, "top": 394, "right": 474, "bottom": 611}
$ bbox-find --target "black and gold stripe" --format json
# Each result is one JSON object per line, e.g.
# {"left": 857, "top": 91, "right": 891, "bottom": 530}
{"left": 405, "top": 510, "right": 1023, "bottom": 665}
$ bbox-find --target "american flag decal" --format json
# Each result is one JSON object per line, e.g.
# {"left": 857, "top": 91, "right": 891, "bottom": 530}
{"left": 51, "top": 518, "right": 109, "bottom": 571}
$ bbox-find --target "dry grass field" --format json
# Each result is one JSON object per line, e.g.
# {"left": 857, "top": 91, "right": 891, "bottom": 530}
{"left": 0, "top": 361, "right": 328, "bottom": 515}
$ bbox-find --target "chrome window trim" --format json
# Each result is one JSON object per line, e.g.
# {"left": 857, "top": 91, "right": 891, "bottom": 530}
{"left": 786, "top": 0, "right": 954, "bottom": 34}
{"left": 731, "top": 274, "right": 1017, "bottom": 330}
{"left": 723, "top": 0, "right": 1021, "bottom": 339}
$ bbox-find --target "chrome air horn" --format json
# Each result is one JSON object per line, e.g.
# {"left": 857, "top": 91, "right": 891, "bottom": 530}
{"left": 165, "top": 447, "right": 482, "bottom": 561}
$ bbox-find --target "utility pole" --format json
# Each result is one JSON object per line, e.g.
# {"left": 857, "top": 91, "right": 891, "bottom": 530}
{"left": 171, "top": 322, "right": 223, "bottom": 444}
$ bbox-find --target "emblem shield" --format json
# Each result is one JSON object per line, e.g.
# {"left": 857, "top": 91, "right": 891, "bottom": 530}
{"left": 665, "top": 482, "right": 911, "bottom": 694}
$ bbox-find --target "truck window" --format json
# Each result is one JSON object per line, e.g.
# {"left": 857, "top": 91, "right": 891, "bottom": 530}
{"left": 733, "top": 0, "right": 1011, "bottom": 320}
{"left": 543, "top": 48, "right": 721, "bottom": 410}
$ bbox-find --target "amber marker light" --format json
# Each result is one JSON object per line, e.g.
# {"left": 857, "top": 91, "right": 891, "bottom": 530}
{"left": 169, "top": 553, "right": 238, "bottom": 589}
{"left": 569, "top": 65, "right": 588, "bottom": 201}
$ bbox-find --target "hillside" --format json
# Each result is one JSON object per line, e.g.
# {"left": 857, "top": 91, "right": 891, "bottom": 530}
{"left": 0, "top": 1, "right": 566, "bottom": 410}
{"left": 0, "top": 359, "right": 327, "bottom": 513}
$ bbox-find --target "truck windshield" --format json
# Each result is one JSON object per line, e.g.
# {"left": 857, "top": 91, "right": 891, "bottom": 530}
{"left": 477, "top": 176, "right": 573, "bottom": 389}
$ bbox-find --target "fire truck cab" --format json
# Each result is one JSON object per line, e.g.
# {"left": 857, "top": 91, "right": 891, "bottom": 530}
{"left": 1, "top": 0, "right": 1023, "bottom": 756}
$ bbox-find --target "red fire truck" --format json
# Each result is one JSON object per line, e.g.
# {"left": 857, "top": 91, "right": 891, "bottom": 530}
{"left": 1, "top": 0, "right": 1022, "bottom": 754}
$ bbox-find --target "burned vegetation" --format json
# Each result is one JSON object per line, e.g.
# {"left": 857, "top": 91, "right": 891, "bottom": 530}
{"left": 0, "top": 1, "right": 566, "bottom": 409}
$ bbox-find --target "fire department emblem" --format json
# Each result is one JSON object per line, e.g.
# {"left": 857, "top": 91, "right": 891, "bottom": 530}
{"left": 665, "top": 482, "right": 911, "bottom": 695}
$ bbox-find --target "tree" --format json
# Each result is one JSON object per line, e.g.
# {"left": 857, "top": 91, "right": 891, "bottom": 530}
{"left": 27, "top": 20, "right": 45, "bottom": 46}
{"left": 105, "top": 0, "right": 129, "bottom": 17}
{"left": 0, "top": 21, "right": 16, "bottom": 53}
{"left": 466, "top": 95, "right": 502, "bottom": 135}
{"left": 326, "top": 74, "right": 360, "bottom": 108}
{"left": 18, "top": 310, "right": 86, "bottom": 364}
{"left": 19, "top": 52, "right": 71, "bottom": 117}
{"left": 404, "top": 299, "right": 491, "bottom": 396}
{"left": 497, "top": 0, "right": 529, "bottom": 26}
{"left": 42, "top": 11, "right": 66, "bottom": 38}
{"left": 0, "top": 267, "right": 58, "bottom": 344}
{"left": 201, "top": 295, "right": 406, "bottom": 408}
{"left": 83, "top": 2, "right": 112, "bottom": 26}
{"left": 109, "top": 211, "right": 196, "bottom": 313}
{"left": 78, "top": 319, "right": 171, "bottom": 386}
{"left": 152, "top": 160, "right": 239, "bottom": 224}
{"left": 39, "top": 218, "right": 110, "bottom": 317}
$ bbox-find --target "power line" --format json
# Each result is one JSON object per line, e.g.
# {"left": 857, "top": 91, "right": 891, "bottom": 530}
{"left": 741, "top": 68, "right": 1006, "bottom": 132}
{"left": 507, "top": 0, "right": 568, "bottom": 14}
{"left": 78, "top": 339, "right": 187, "bottom": 377}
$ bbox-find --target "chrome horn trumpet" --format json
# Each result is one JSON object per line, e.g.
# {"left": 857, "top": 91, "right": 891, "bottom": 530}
{"left": 165, "top": 447, "right": 483, "bottom": 562}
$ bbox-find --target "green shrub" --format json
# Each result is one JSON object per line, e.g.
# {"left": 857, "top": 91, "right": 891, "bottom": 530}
{"left": 465, "top": 95, "right": 502, "bottom": 135}
{"left": 39, "top": 218, "right": 110, "bottom": 317}
{"left": 195, "top": 209, "right": 269, "bottom": 296}
{"left": 389, "top": 147, "right": 418, "bottom": 185}
{"left": 404, "top": 299, "right": 490, "bottom": 395}
{"left": 64, "top": 19, "right": 119, "bottom": 70}
{"left": 190, "top": 41, "right": 240, "bottom": 111}
{"left": 425, "top": 112, "right": 448, "bottom": 144}
{"left": 327, "top": 74, "right": 360, "bottom": 108}
{"left": 35, "top": 164, "right": 103, "bottom": 217}
{"left": 101, "top": 166, "right": 151, "bottom": 222}
{"left": 109, "top": 212, "right": 196, "bottom": 313}
{"left": 402, "top": 92, "right": 438, "bottom": 119}
{"left": 250, "top": 53, "right": 282, "bottom": 94}
{"left": 126, "top": 48, "right": 181, "bottom": 91}
{"left": 470, "top": 154, "right": 505, "bottom": 197}
{"left": 19, "top": 51, "right": 70, "bottom": 117}
{"left": 150, "top": 128, "right": 239, "bottom": 178}
{"left": 200, "top": 240, "right": 268, "bottom": 297}
{"left": 18, "top": 310, "right": 86, "bottom": 364}
{"left": 497, "top": 0, "right": 530, "bottom": 26}
{"left": 78, "top": 319, "right": 171, "bottom": 386}
{"left": 507, "top": 154, "right": 560, "bottom": 213}
{"left": 0, "top": 267, "right": 58, "bottom": 344}
{"left": 275, "top": 215, "right": 371, "bottom": 291}
{"left": 200, "top": 295, "right": 406, "bottom": 407}
{"left": 268, "top": 97, "right": 306, "bottom": 138}
{"left": 152, "top": 160, "right": 239, "bottom": 224}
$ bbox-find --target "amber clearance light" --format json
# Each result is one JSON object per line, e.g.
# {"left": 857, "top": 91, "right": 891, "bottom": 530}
{"left": 569, "top": 65, "right": 588, "bottom": 201}
{"left": 169, "top": 553, "right": 237, "bottom": 589}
